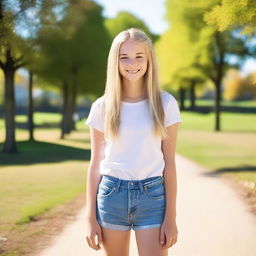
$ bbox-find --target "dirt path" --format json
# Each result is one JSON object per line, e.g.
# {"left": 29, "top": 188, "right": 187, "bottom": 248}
{"left": 37, "top": 154, "right": 256, "bottom": 256}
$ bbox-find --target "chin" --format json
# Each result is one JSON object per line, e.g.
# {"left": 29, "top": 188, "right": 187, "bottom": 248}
{"left": 124, "top": 76, "right": 144, "bottom": 81}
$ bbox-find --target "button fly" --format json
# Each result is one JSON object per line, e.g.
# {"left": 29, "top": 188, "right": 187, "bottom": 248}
{"left": 130, "top": 182, "right": 134, "bottom": 185}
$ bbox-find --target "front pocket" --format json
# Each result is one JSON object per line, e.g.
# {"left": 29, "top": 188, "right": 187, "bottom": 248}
{"left": 144, "top": 182, "right": 166, "bottom": 199}
{"left": 97, "top": 183, "right": 116, "bottom": 198}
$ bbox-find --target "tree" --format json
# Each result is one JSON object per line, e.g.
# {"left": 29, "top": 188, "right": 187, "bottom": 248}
{"left": 0, "top": 0, "right": 34, "bottom": 153}
{"left": 223, "top": 69, "right": 244, "bottom": 100}
{"left": 158, "top": 0, "right": 250, "bottom": 131}
{"left": 104, "top": 11, "right": 159, "bottom": 43}
{"left": 244, "top": 71, "right": 256, "bottom": 100}
{"left": 156, "top": 25, "right": 207, "bottom": 110}
{"left": 36, "top": 0, "right": 110, "bottom": 138}
{"left": 204, "top": 0, "right": 256, "bottom": 35}
{"left": 0, "top": 0, "right": 63, "bottom": 153}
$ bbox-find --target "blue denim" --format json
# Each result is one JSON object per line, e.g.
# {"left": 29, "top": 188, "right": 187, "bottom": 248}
{"left": 96, "top": 174, "right": 166, "bottom": 231}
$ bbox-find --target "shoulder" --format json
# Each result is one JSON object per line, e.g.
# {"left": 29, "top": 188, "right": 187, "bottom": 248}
{"left": 160, "top": 90, "right": 177, "bottom": 106}
{"left": 91, "top": 95, "right": 105, "bottom": 109}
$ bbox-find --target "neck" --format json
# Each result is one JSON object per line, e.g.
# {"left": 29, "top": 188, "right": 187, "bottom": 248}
{"left": 121, "top": 78, "right": 146, "bottom": 99}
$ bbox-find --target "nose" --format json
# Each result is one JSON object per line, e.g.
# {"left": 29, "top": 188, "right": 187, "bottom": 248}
{"left": 127, "top": 58, "right": 135, "bottom": 65}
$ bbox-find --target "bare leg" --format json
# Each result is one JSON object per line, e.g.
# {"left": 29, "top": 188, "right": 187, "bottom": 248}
{"left": 101, "top": 226, "right": 131, "bottom": 256}
{"left": 135, "top": 227, "right": 168, "bottom": 256}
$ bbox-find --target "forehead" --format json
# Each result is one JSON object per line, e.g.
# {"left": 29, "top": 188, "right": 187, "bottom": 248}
{"left": 119, "top": 39, "right": 146, "bottom": 54}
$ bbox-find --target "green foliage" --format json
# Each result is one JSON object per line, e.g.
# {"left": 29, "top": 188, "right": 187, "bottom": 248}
{"left": 204, "top": 0, "right": 256, "bottom": 35}
{"left": 36, "top": 0, "right": 111, "bottom": 96}
{"left": 156, "top": 25, "right": 209, "bottom": 90}
{"left": 157, "top": 0, "right": 249, "bottom": 93}
{"left": 156, "top": 0, "right": 216, "bottom": 90}
{"left": 104, "top": 11, "right": 159, "bottom": 43}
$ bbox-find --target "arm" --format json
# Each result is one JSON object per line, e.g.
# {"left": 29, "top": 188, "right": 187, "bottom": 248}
{"left": 161, "top": 122, "right": 180, "bottom": 220}
{"left": 85, "top": 127, "right": 105, "bottom": 220}
{"left": 160, "top": 122, "right": 180, "bottom": 249}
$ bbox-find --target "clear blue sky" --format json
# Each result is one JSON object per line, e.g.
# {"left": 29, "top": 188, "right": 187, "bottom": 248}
{"left": 93, "top": 0, "right": 256, "bottom": 75}
{"left": 93, "top": 0, "right": 169, "bottom": 35}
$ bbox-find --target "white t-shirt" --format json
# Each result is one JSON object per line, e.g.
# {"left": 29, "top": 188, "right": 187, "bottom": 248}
{"left": 85, "top": 90, "right": 183, "bottom": 180}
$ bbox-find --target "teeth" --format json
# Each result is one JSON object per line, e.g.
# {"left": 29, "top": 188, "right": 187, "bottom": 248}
{"left": 127, "top": 69, "right": 140, "bottom": 74}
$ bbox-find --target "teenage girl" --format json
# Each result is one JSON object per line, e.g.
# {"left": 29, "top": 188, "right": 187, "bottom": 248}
{"left": 85, "top": 27, "right": 182, "bottom": 256}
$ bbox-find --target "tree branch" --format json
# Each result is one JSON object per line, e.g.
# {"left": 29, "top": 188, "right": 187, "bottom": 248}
{"left": 14, "top": 62, "right": 26, "bottom": 70}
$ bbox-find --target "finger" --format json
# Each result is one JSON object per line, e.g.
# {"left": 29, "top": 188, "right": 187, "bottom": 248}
{"left": 96, "top": 231, "right": 103, "bottom": 247}
{"left": 86, "top": 236, "right": 93, "bottom": 248}
{"left": 168, "top": 237, "right": 176, "bottom": 248}
{"left": 90, "top": 234, "right": 100, "bottom": 250}
{"left": 169, "top": 238, "right": 174, "bottom": 248}
{"left": 95, "top": 232, "right": 102, "bottom": 248}
{"left": 162, "top": 236, "right": 172, "bottom": 249}
{"left": 161, "top": 236, "right": 167, "bottom": 248}
{"left": 160, "top": 229, "right": 165, "bottom": 245}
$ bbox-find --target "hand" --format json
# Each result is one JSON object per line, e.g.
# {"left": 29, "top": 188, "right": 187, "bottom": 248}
{"left": 85, "top": 216, "right": 103, "bottom": 251}
{"left": 160, "top": 219, "right": 178, "bottom": 249}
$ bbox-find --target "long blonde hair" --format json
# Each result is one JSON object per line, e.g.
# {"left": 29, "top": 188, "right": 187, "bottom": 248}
{"left": 102, "top": 27, "right": 168, "bottom": 140}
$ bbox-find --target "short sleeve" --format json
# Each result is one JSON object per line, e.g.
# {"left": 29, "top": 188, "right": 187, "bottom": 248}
{"left": 164, "top": 95, "right": 183, "bottom": 127}
{"left": 85, "top": 100, "right": 104, "bottom": 132}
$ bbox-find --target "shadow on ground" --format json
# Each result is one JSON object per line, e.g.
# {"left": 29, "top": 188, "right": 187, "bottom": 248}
{"left": 0, "top": 140, "right": 90, "bottom": 166}
{"left": 202, "top": 165, "right": 256, "bottom": 177}
{"left": 15, "top": 122, "right": 61, "bottom": 129}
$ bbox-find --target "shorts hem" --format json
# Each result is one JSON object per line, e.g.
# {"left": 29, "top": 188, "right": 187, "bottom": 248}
{"left": 98, "top": 220, "right": 131, "bottom": 231}
{"left": 132, "top": 223, "right": 162, "bottom": 231}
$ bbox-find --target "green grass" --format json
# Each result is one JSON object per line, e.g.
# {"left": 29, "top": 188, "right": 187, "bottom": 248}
{"left": 179, "top": 111, "right": 256, "bottom": 132}
{"left": 177, "top": 109, "right": 256, "bottom": 183}
{"left": 184, "top": 98, "right": 256, "bottom": 107}
{"left": 0, "top": 163, "right": 85, "bottom": 225}
{"left": 0, "top": 115, "right": 90, "bottom": 235}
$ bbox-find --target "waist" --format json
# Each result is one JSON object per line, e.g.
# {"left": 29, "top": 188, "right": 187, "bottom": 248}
{"left": 100, "top": 174, "right": 164, "bottom": 190}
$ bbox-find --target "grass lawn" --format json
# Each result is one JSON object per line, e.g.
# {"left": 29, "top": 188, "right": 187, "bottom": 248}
{"left": 184, "top": 98, "right": 256, "bottom": 107}
{"left": 177, "top": 110, "right": 256, "bottom": 184}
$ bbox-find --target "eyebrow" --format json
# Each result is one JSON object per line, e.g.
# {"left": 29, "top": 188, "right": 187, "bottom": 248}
{"left": 119, "top": 52, "right": 145, "bottom": 56}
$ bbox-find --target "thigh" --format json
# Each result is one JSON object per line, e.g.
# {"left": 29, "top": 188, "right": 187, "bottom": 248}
{"left": 135, "top": 227, "right": 168, "bottom": 256}
{"left": 101, "top": 226, "right": 131, "bottom": 256}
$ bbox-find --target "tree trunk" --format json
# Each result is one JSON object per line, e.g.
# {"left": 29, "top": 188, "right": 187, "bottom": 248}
{"left": 70, "top": 67, "right": 77, "bottom": 131}
{"left": 65, "top": 85, "right": 73, "bottom": 134}
{"left": 189, "top": 80, "right": 196, "bottom": 110}
{"left": 3, "top": 58, "right": 17, "bottom": 153}
{"left": 28, "top": 70, "right": 34, "bottom": 141}
{"left": 0, "top": 0, "right": 3, "bottom": 21}
{"left": 179, "top": 87, "right": 186, "bottom": 110}
{"left": 214, "top": 81, "right": 221, "bottom": 131}
{"left": 61, "top": 80, "right": 68, "bottom": 139}
{"left": 213, "top": 31, "right": 224, "bottom": 132}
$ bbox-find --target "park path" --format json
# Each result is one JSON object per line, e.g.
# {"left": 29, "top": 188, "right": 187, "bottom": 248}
{"left": 37, "top": 154, "right": 256, "bottom": 256}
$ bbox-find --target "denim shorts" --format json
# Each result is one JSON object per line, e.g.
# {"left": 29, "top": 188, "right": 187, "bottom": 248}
{"left": 96, "top": 174, "right": 166, "bottom": 231}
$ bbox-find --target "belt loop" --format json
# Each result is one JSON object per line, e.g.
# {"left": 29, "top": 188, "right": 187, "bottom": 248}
{"left": 116, "top": 178, "right": 121, "bottom": 192}
{"left": 139, "top": 181, "right": 144, "bottom": 192}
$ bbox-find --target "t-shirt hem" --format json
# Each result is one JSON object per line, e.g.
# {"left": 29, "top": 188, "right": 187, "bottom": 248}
{"left": 165, "top": 119, "right": 183, "bottom": 127}
{"left": 85, "top": 120, "right": 104, "bottom": 132}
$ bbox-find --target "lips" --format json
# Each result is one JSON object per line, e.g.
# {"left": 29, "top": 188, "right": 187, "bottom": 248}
{"left": 126, "top": 69, "right": 141, "bottom": 74}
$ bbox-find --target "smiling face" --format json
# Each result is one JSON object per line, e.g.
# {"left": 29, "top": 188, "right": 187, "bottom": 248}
{"left": 118, "top": 39, "right": 148, "bottom": 82}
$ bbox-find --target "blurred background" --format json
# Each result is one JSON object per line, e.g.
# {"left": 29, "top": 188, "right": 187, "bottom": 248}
{"left": 0, "top": 0, "right": 255, "bottom": 255}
